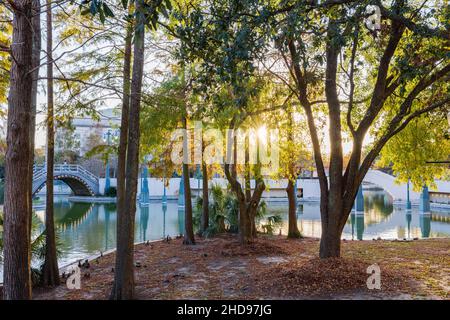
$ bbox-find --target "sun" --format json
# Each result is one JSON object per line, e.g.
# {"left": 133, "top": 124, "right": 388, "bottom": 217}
{"left": 257, "top": 126, "right": 267, "bottom": 142}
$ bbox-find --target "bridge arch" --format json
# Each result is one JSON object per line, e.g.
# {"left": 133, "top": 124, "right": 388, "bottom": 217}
{"left": 362, "top": 170, "right": 420, "bottom": 202}
{"left": 32, "top": 165, "right": 99, "bottom": 196}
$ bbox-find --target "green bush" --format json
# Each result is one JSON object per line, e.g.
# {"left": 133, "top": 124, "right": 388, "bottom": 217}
{"left": 104, "top": 186, "right": 117, "bottom": 197}
{"left": 195, "top": 184, "right": 276, "bottom": 237}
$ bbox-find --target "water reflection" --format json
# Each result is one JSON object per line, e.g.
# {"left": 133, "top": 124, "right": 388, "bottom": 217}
{"left": 419, "top": 213, "right": 431, "bottom": 238}
{"left": 2, "top": 190, "right": 448, "bottom": 274}
{"left": 269, "top": 190, "right": 450, "bottom": 240}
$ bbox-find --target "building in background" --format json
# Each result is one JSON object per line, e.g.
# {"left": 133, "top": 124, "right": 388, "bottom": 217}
{"left": 55, "top": 108, "right": 121, "bottom": 156}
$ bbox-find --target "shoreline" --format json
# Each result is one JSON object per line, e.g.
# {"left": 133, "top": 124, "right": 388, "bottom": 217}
{"left": 32, "top": 234, "right": 450, "bottom": 300}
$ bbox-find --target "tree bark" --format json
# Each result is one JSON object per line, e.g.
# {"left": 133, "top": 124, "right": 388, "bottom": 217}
{"left": 28, "top": 0, "right": 41, "bottom": 276}
{"left": 3, "top": 0, "right": 34, "bottom": 300}
{"left": 109, "top": 15, "right": 132, "bottom": 300}
{"left": 182, "top": 116, "right": 195, "bottom": 244}
{"left": 316, "top": 20, "right": 345, "bottom": 258}
{"left": 224, "top": 124, "right": 265, "bottom": 244}
{"left": 286, "top": 179, "right": 301, "bottom": 238}
{"left": 319, "top": 206, "right": 343, "bottom": 258}
{"left": 286, "top": 110, "right": 300, "bottom": 239}
{"left": 200, "top": 161, "right": 209, "bottom": 234}
{"left": 110, "top": 0, "right": 144, "bottom": 299}
{"left": 42, "top": 0, "right": 59, "bottom": 287}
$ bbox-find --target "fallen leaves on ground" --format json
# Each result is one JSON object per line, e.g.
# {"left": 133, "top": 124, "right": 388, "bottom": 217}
{"left": 31, "top": 234, "right": 449, "bottom": 300}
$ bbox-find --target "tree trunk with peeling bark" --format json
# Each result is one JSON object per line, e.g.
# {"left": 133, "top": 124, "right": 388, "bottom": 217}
{"left": 3, "top": 0, "right": 34, "bottom": 300}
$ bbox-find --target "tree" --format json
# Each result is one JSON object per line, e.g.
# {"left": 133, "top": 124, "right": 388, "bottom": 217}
{"left": 379, "top": 112, "right": 450, "bottom": 190}
{"left": 98, "top": 0, "right": 172, "bottom": 300}
{"left": 109, "top": 0, "right": 146, "bottom": 299}
{"left": 41, "top": 0, "right": 60, "bottom": 287}
{"left": 29, "top": 0, "right": 41, "bottom": 280}
{"left": 2, "top": 0, "right": 35, "bottom": 299}
{"left": 268, "top": 0, "right": 449, "bottom": 257}
{"left": 281, "top": 108, "right": 304, "bottom": 238}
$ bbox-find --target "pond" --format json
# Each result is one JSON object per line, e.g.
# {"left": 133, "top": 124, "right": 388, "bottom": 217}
{"left": 1, "top": 190, "right": 449, "bottom": 280}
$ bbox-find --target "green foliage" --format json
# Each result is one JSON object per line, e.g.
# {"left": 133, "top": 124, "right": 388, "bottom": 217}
{"left": 260, "top": 214, "right": 283, "bottom": 235}
{"left": 140, "top": 74, "right": 185, "bottom": 178}
{"left": 104, "top": 186, "right": 117, "bottom": 197}
{"left": 195, "top": 184, "right": 278, "bottom": 236}
{"left": 79, "top": 0, "right": 172, "bottom": 28}
{"left": 379, "top": 113, "right": 450, "bottom": 191}
{"left": 0, "top": 212, "right": 62, "bottom": 276}
{"left": 194, "top": 184, "right": 233, "bottom": 237}
{"left": 0, "top": 5, "right": 11, "bottom": 105}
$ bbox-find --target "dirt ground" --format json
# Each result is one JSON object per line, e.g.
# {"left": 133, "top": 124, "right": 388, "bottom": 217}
{"left": 33, "top": 235, "right": 450, "bottom": 300}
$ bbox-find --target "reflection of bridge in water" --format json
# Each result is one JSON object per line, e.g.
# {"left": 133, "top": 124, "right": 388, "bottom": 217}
{"left": 32, "top": 164, "right": 99, "bottom": 196}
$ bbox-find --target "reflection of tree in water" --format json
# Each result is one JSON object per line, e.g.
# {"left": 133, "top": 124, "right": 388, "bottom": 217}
{"left": 345, "top": 191, "right": 393, "bottom": 229}
{"left": 178, "top": 208, "right": 185, "bottom": 236}
{"left": 406, "top": 213, "right": 412, "bottom": 239}
{"left": 365, "top": 192, "right": 393, "bottom": 217}
{"left": 55, "top": 201, "right": 93, "bottom": 229}
{"left": 430, "top": 212, "right": 450, "bottom": 224}
{"left": 103, "top": 203, "right": 116, "bottom": 250}
{"left": 139, "top": 205, "right": 150, "bottom": 242}
{"left": 420, "top": 214, "right": 431, "bottom": 238}
{"left": 350, "top": 213, "right": 365, "bottom": 240}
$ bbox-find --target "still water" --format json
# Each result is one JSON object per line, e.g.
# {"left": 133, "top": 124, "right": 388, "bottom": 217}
{"left": 1, "top": 190, "right": 449, "bottom": 279}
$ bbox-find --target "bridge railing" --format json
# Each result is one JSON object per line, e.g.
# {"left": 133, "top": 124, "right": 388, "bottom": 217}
{"left": 32, "top": 164, "right": 99, "bottom": 184}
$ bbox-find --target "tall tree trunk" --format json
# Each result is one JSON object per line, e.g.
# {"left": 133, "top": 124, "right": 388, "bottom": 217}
{"left": 200, "top": 161, "right": 209, "bottom": 234}
{"left": 224, "top": 121, "right": 265, "bottom": 245}
{"left": 286, "top": 179, "right": 301, "bottom": 238}
{"left": 182, "top": 116, "right": 195, "bottom": 244}
{"left": 286, "top": 111, "right": 301, "bottom": 238}
{"left": 42, "top": 0, "right": 59, "bottom": 286}
{"left": 319, "top": 205, "right": 343, "bottom": 258}
{"left": 29, "top": 0, "right": 41, "bottom": 276}
{"left": 3, "top": 0, "right": 34, "bottom": 300}
{"left": 109, "top": 15, "right": 132, "bottom": 299}
{"left": 110, "top": 0, "right": 144, "bottom": 299}
{"left": 320, "top": 20, "right": 344, "bottom": 258}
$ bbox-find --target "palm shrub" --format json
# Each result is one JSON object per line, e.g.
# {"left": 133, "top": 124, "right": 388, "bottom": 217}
{"left": 195, "top": 184, "right": 282, "bottom": 236}
{"left": 0, "top": 211, "right": 62, "bottom": 286}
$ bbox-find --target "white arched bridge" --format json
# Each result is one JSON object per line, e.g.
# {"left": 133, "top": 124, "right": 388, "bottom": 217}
{"left": 32, "top": 164, "right": 99, "bottom": 196}
{"left": 363, "top": 170, "right": 450, "bottom": 202}
{"left": 31, "top": 164, "right": 450, "bottom": 204}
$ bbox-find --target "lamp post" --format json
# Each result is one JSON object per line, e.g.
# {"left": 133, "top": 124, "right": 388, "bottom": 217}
{"left": 406, "top": 179, "right": 412, "bottom": 210}
{"left": 140, "top": 154, "right": 151, "bottom": 204}
{"left": 162, "top": 176, "right": 167, "bottom": 205}
{"left": 103, "top": 129, "right": 112, "bottom": 193}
